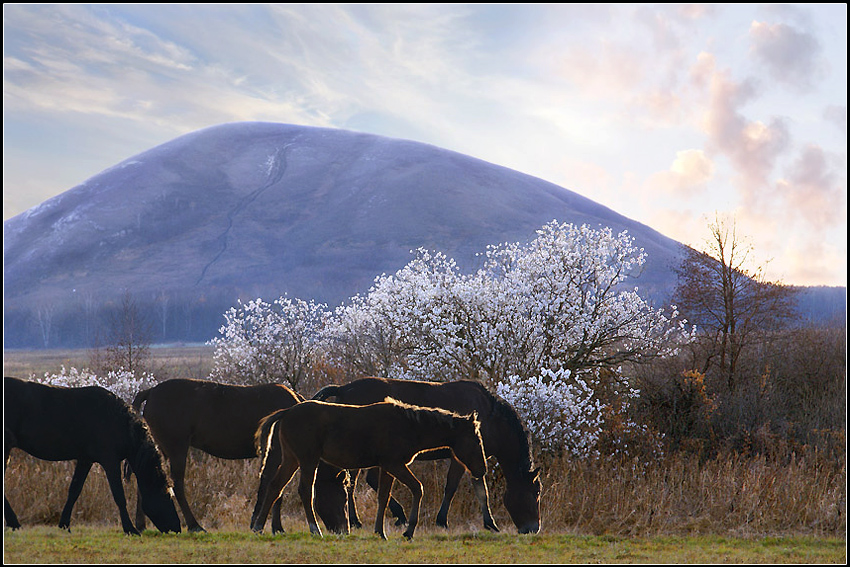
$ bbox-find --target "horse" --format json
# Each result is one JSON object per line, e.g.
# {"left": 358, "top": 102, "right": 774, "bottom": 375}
{"left": 252, "top": 398, "right": 488, "bottom": 540}
{"left": 4, "top": 376, "right": 180, "bottom": 535}
{"left": 130, "top": 378, "right": 348, "bottom": 534}
{"left": 312, "top": 376, "right": 541, "bottom": 534}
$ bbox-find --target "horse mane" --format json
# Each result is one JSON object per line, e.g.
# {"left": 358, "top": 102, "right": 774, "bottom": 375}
{"left": 488, "top": 391, "right": 536, "bottom": 478}
{"left": 382, "top": 397, "right": 481, "bottom": 437}
{"left": 119, "top": 395, "right": 172, "bottom": 491}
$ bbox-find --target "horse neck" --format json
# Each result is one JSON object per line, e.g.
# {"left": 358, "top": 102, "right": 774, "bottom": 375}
{"left": 408, "top": 410, "right": 467, "bottom": 452}
{"left": 483, "top": 410, "right": 535, "bottom": 482}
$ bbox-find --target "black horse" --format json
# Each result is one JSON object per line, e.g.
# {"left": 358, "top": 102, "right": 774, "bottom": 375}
{"left": 252, "top": 398, "right": 488, "bottom": 540}
{"left": 131, "top": 378, "right": 348, "bottom": 534}
{"left": 313, "top": 376, "right": 541, "bottom": 534}
{"left": 4, "top": 376, "right": 180, "bottom": 535}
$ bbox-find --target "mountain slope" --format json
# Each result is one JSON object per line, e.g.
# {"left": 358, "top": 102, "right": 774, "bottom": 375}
{"left": 4, "top": 122, "right": 685, "bottom": 347}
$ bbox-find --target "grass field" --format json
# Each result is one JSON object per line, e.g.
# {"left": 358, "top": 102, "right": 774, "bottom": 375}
{"left": 3, "top": 526, "right": 846, "bottom": 564}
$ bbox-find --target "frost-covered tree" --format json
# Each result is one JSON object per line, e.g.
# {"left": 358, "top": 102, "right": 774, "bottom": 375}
{"left": 325, "top": 221, "right": 690, "bottom": 387}
{"left": 208, "top": 296, "right": 329, "bottom": 390}
{"left": 34, "top": 366, "right": 157, "bottom": 403}
{"left": 496, "top": 368, "right": 605, "bottom": 456}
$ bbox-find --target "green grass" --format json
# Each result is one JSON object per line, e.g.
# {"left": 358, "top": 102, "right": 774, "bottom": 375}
{"left": 3, "top": 527, "right": 846, "bottom": 564}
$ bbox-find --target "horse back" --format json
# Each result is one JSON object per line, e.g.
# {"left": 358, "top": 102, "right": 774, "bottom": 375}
{"left": 276, "top": 400, "right": 444, "bottom": 469}
{"left": 329, "top": 377, "right": 492, "bottom": 421}
{"left": 140, "top": 379, "right": 301, "bottom": 459}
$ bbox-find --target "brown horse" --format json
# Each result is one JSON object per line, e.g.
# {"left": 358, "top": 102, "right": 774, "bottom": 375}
{"left": 130, "top": 378, "right": 348, "bottom": 533}
{"left": 4, "top": 376, "right": 180, "bottom": 535}
{"left": 312, "top": 377, "right": 541, "bottom": 534}
{"left": 252, "top": 398, "right": 488, "bottom": 540}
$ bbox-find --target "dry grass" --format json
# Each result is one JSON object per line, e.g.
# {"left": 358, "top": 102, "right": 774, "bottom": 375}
{"left": 3, "top": 347, "right": 846, "bottom": 538}
{"left": 5, "top": 446, "right": 845, "bottom": 538}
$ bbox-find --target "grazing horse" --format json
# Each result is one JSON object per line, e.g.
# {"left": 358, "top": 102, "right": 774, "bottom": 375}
{"left": 130, "top": 378, "right": 348, "bottom": 534}
{"left": 252, "top": 398, "right": 488, "bottom": 540}
{"left": 313, "top": 377, "right": 542, "bottom": 534}
{"left": 4, "top": 376, "right": 180, "bottom": 535}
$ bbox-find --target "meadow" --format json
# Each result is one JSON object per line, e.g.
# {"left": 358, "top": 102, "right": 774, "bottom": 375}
{"left": 3, "top": 346, "right": 846, "bottom": 563}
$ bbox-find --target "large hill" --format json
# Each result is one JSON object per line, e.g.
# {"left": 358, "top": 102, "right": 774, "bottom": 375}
{"left": 0, "top": 121, "right": 738, "bottom": 347}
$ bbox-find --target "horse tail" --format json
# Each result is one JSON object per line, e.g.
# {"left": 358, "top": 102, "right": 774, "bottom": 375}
{"left": 255, "top": 409, "right": 288, "bottom": 465}
{"left": 312, "top": 384, "right": 340, "bottom": 401}
{"left": 132, "top": 386, "right": 152, "bottom": 414}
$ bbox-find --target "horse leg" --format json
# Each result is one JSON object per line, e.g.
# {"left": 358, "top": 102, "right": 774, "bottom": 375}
{"left": 435, "top": 457, "right": 464, "bottom": 529}
{"left": 58, "top": 459, "right": 93, "bottom": 532}
{"left": 383, "top": 464, "right": 423, "bottom": 540}
{"left": 3, "top": 436, "right": 21, "bottom": 530}
{"left": 374, "top": 469, "right": 394, "bottom": 541}
{"left": 132, "top": 478, "right": 146, "bottom": 531}
{"left": 250, "top": 451, "right": 299, "bottom": 533}
{"left": 251, "top": 438, "right": 286, "bottom": 534}
{"left": 270, "top": 498, "right": 284, "bottom": 534}
{"left": 346, "top": 469, "right": 363, "bottom": 529}
{"left": 168, "top": 446, "right": 204, "bottom": 533}
{"left": 365, "top": 466, "right": 407, "bottom": 525}
{"left": 102, "top": 461, "right": 141, "bottom": 536}
{"left": 3, "top": 496, "right": 20, "bottom": 530}
{"left": 435, "top": 457, "right": 499, "bottom": 532}
{"left": 471, "top": 474, "right": 499, "bottom": 532}
{"left": 297, "top": 461, "right": 322, "bottom": 537}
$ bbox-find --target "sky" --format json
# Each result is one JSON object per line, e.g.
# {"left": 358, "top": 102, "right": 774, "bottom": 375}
{"left": 3, "top": 4, "right": 847, "bottom": 288}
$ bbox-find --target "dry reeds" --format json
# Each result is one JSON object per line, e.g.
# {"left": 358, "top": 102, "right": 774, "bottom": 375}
{"left": 5, "top": 448, "right": 844, "bottom": 537}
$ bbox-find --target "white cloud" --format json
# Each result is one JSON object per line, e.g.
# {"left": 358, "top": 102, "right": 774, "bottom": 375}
{"left": 749, "top": 20, "right": 824, "bottom": 91}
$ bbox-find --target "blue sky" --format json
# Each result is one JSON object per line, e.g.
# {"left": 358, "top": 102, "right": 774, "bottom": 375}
{"left": 3, "top": 4, "right": 846, "bottom": 287}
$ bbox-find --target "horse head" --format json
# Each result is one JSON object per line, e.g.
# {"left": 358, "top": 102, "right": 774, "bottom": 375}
{"left": 503, "top": 465, "right": 541, "bottom": 534}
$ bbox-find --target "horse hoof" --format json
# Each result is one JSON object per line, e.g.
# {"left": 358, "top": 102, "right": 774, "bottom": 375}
{"left": 188, "top": 525, "right": 207, "bottom": 533}
{"left": 485, "top": 522, "right": 500, "bottom": 532}
{"left": 393, "top": 517, "right": 407, "bottom": 527}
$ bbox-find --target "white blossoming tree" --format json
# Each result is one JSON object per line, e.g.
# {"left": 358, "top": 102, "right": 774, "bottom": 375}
{"left": 33, "top": 366, "right": 157, "bottom": 403}
{"left": 208, "top": 295, "right": 329, "bottom": 390}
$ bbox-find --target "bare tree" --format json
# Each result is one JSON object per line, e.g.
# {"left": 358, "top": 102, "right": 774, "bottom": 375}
{"left": 155, "top": 290, "right": 169, "bottom": 341}
{"left": 673, "top": 214, "right": 797, "bottom": 391}
{"left": 35, "top": 303, "right": 55, "bottom": 348}
{"left": 101, "top": 291, "right": 153, "bottom": 375}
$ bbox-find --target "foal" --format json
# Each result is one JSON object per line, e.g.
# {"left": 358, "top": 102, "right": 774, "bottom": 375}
{"left": 253, "top": 398, "right": 487, "bottom": 540}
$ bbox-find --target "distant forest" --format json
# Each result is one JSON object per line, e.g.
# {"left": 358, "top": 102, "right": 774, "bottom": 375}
{"left": 3, "top": 284, "right": 845, "bottom": 350}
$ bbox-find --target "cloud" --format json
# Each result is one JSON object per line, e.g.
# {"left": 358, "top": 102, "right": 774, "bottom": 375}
{"left": 824, "top": 105, "right": 847, "bottom": 135}
{"left": 776, "top": 144, "right": 846, "bottom": 229}
{"left": 645, "top": 149, "right": 715, "bottom": 198}
{"left": 749, "top": 20, "right": 824, "bottom": 91}
{"left": 692, "top": 52, "right": 791, "bottom": 210}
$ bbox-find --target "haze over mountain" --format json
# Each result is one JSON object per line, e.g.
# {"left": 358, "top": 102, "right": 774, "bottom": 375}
{"left": 3, "top": 122, "right": 839, "bottom": 348}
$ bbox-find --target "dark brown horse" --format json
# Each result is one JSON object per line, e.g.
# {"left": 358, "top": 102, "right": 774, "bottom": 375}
{"left": 312, "top": 377, "right": 542, "bottom": 534}
{"left": 252, "top": 398, "right": 488, "bottom": 540}
{"left": 4, "top": 376, "right": 180, "bottom": 535}
{"left": 130, "top": 378, "right": 348, "bottom": 533}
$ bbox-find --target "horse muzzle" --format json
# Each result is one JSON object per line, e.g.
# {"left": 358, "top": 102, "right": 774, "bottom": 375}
{"left": 518, "top": 521, "right": 540, "bottom": 534}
